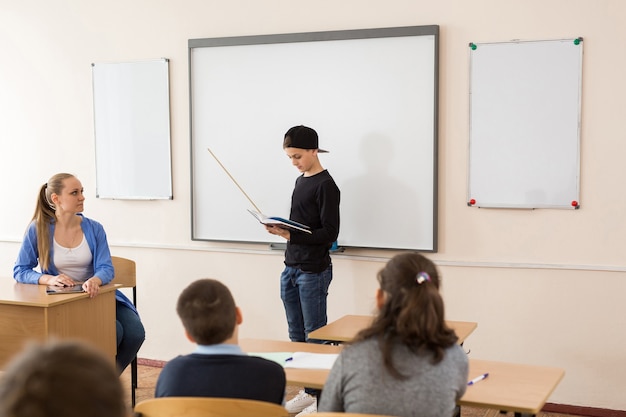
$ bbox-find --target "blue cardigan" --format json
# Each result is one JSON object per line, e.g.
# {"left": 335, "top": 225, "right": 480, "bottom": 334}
{"left": 13, "top": 214, "right": 136, "bottom": 314}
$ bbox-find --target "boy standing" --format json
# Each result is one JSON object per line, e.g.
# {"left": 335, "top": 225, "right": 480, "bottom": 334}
{"left": 155, "top": 279, "right": 286, "bottom": 404}
{"left": 265, "top": 125, "right": 340, "bottom": 415}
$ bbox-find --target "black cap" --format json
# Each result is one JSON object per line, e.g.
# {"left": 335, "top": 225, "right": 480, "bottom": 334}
{"left": 283, "top": 125, "right": 328, "bottom": 153}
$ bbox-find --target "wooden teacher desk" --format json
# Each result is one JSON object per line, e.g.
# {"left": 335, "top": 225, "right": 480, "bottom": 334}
{"left": 241, "top": 339, "right": 564, "bottom": 417}
{"left": 308, "top": 314, "right": 478, "bottom": 345}
{"left": 0, "top": 280, "right": 118, "bottom": 368}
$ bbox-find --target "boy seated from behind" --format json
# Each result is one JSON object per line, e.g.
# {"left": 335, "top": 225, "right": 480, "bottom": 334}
{"left": 155, "top": 278, "right": 286, "bottom": 404}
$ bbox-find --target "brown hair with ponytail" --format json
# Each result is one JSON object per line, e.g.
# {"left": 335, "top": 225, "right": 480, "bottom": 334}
{"left": 352, "top": 252, "right": 458, "bottom": 379}
{"left": 31, "top": 173, "right": 75, "bottom": 270}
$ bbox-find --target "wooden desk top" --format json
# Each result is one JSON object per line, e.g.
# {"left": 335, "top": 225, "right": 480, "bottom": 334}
{"left": 308, "top": 314, "right": 478, "bottom": 345}
{"left": 240, "top": 338, "right": 564, "bottom": 414}
{"left": 241, "top": 338, "right": 343, "bottom": 355}
{"left": 0, "top": 280, "right": 119, "bottom": 307}
{"left": 461, "top": 358, "right": 565, "bottom": 414}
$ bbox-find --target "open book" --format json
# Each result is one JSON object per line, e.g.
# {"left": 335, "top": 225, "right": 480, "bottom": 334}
{"left": 283, "top": 352, "right": 339, "bottom": 369}
{"left": 248, "top": 351, "right": 339, "bottom": 369}
{"left": 247, "top": 209, "right": 312, "bottom": 234}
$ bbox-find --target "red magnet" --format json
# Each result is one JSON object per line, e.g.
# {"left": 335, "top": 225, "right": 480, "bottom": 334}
{"left": 571, "top": 200, "right": 579, "bottom": 207}
{"left": 469, "top": 199, "right": 476, "bottom": 206}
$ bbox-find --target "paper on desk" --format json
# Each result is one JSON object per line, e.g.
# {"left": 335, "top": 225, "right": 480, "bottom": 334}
{"left": 283, "top": 351, "right": 339, "bottom": 369}
{"left": 249, "top": 352, "right": 293, "bottom": 366}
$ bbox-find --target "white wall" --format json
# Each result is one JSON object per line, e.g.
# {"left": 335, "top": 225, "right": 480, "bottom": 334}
{"left": 1, "top": 0, "right": 625, "bottom": 411}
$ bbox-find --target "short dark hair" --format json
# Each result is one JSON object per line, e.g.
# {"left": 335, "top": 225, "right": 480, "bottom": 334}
{"left": 176, "top": 279, "right": 237, "bottom": 345}
{"left": 0, "top": 340, "right": 126, "bottom": 417}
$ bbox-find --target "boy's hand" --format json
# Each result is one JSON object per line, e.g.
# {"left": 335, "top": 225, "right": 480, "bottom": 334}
{"left": 265, "top": 225, "right": 290, "bottom": 241}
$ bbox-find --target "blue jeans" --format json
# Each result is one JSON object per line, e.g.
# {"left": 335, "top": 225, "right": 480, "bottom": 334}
{"left": 280, "top": 264, "right": 333, "bottom": 343}
{"left": 115, "top": 301, "right": 145, "bottom": 374}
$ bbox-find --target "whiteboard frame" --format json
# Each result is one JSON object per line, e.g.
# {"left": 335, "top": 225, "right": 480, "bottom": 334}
{"left": 468, "top": 38, "right": 583, "bottom": 209}
{"left": 92, "top": 58, "right": 173, "bottom": 200}
{"left": 189, "top": 26, "right": 439, "bottom": 250}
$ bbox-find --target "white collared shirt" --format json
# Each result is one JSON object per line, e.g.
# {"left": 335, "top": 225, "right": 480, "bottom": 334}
{"left": 194, "top": 343, "right": 246, "bottom": 356}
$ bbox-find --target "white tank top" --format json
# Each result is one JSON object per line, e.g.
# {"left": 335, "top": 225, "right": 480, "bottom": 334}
{"left": 53, "top": 235, "right": 94, "bottom": 281}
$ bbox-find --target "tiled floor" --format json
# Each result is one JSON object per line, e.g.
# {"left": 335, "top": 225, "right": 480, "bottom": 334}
{"left": 123, "top": 364, "right": 581, "bottom": 417}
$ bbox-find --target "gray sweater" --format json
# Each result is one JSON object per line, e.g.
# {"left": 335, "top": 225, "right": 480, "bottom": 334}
{"left": 318, "top": 338, "right": 468, "bottom": 417}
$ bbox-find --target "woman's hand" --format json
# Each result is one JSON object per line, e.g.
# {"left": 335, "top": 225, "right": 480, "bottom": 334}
{"left": 48, "top": 273, "right": 76, "bottom": 287}
{"left": 82, "top": 277, "right": 102, "bottom": 298}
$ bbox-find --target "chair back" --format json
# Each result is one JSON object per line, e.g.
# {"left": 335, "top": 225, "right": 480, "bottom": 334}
{"left": 133, "top": 397, "right": 289, "bottom": 417}
{"left": 111, "top": 256, "right": 139, "bottom": 406}
{"left": 111, "top": 256, "right": 136, "bottom": 289}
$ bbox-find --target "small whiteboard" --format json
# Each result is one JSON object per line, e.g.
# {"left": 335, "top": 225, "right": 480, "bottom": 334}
{"left": 92, "top": 59, "right": 173, "bottom": 199}
{"left": 468, "top": 39, "right": 583, "bottom": 209}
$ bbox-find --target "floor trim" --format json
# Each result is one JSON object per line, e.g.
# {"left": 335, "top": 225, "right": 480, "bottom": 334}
{"left": 543, "top": 403, "right": 626, "bottom": 417}
{"left": 138, "top": 358, "right": 166, "bottom": 368}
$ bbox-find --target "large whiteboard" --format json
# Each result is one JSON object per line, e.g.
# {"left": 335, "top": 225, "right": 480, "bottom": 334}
{"left": 468, "top": 39, "right": 583, "bottom": 209}
{"left": 92, "top": 59, "right": 173, "bottom": 199}
{"left": 189, "top": 26, "right": 439, "bottom": 250}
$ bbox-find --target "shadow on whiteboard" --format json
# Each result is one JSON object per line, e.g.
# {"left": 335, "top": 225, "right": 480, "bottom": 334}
{"left": 340, "top": 133, "right": 428, "bottom": 249}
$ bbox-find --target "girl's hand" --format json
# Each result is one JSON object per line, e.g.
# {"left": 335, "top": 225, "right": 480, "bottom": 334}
{"left": 82, "top": 277, "right": 101, "bottom": 298}
{"left": 49, "top": 273, "right": 76, "bottom": 287}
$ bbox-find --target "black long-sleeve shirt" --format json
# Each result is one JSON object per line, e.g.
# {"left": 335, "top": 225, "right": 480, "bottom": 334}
{"left": 285, "top": 170, "right": 340, "bottom": 273}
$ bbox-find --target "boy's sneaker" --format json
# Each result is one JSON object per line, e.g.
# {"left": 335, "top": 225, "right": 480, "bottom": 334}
{"left": 286, "top": 390, "right": 316, "bottom": 413}
{"left": 295, "top": 401, "right": 317, "bottom": 416}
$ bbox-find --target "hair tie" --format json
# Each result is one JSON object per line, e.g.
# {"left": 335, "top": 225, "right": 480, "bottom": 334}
{"left": 416, "top": 272, "right": 431, "bottom": 285}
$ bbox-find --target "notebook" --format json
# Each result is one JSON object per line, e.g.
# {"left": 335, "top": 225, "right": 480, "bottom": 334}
{"left": 247, "top": 209, "right": 312, "bottom": 234}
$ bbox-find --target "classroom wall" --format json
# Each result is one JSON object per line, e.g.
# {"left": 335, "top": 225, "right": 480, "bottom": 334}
{"left": 1, "top": 0, "right": 625, "bottom": 411}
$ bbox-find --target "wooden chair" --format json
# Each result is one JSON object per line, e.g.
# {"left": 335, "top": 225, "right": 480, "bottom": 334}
{"left": 110, "top": 256, "right": 138, "bottom": 406}
{"left": 133, "top": 397, "right": 289, "bottom": 417}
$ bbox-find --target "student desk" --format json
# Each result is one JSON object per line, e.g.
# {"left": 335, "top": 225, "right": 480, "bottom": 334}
{"left": 462, "top": 359, "right": 564, "bottom": 416}
{"left": 0, "top": 280, "right": 118, "bottom": 368}
{"left": 308, "top": 314, "right": 478, "bottom": 345}
{"left": 240, "top": 338, "right": 564, "bottom": 417}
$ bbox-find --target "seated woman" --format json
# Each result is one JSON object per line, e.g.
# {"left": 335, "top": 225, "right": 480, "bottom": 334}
{"left": 318, "top": 252, "right": 468, "bottom": 417}
{"left": 13, "top": 172, "right": 145, "bottom": 373}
